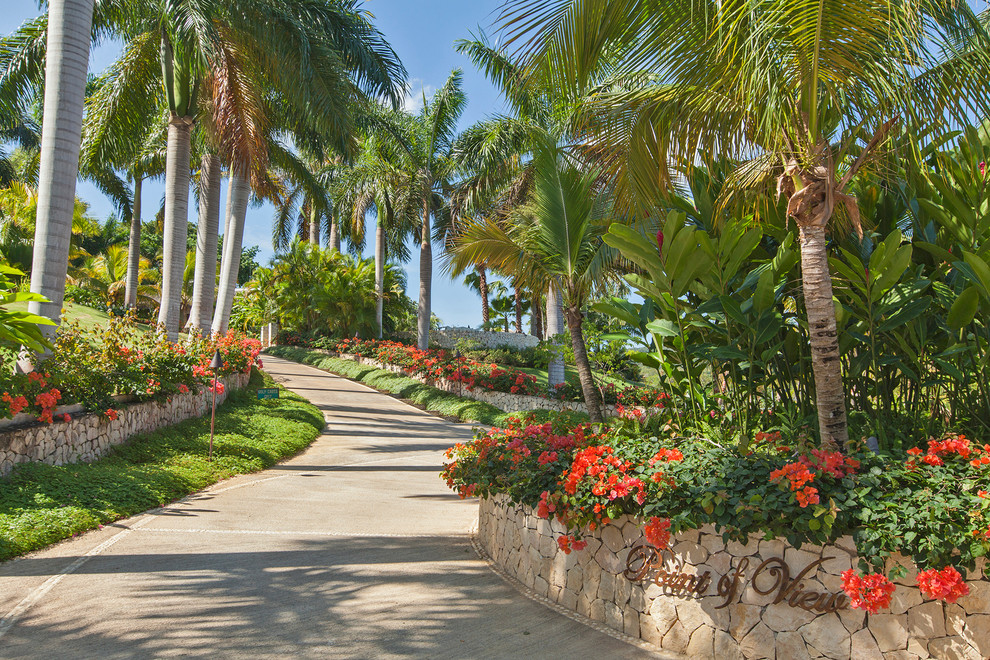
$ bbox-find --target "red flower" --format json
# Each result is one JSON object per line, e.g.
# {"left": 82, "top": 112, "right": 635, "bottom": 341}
{"left": 841, "top": 569, "right": 896, "bottom": 614}
{"left": 656, "top": 229, "right": 664, "bottom": 256}
{"left": 917, "top": 566, "right": 969, "bottom": 603}
{"left": 644, "top": 516, "right": 671, "bottom": 550}
{"left": 105, "top": 408, "right": 119, "bottom": 421}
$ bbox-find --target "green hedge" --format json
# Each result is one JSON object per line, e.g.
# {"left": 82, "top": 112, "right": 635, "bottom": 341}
{"left": 0, "top": 368, "right": 324, "bottom": 561}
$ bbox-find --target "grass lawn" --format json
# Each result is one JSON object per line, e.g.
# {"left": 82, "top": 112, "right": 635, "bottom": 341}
{"left": 7, "top": 301, "right": 184, "bottom": 336}
{"left": 267, "top": 346, "right": 590, "bottom": 428}
{"left": 8, "top": 301, "right": 118, "bottom": 334}
{"left": 0, "top": 368, "right": 324, "bottom": 562}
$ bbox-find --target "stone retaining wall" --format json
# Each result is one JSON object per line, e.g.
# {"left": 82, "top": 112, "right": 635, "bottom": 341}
{"left": 478, "top": 494, "right": 990, "bottom": 660}
{"left": 433, "top": 327, "right": 540, "bottom": 351}
{"left": 337, "top": 353, "right": 611, "bottom": 417}
{"left": 0, "top": 371, "right": 251, "bottom": 478}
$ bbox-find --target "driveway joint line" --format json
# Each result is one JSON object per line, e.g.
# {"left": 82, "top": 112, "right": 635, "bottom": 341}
{"left": 0, "top": 514, "right": 155, "bottom": 642}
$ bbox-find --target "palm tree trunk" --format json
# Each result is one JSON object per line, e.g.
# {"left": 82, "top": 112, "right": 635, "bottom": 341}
{"left": 546, "top": 283, "right": 566, "bottom": 386}
{"left": 799, "top": 224, "right": 849, "bottom": 448}
{"left": 417, "top": 202, "right": 431, "bottom": 350}
{"left": 375, "top": 220, "right": 385, "bottom": 339}
{"left": 212, "top": 169, "right": 250, "bottom": 335}
{"left": 187, "top": 153, "right": 221, "bottom": 334}
{"left": 514, "top": 283, "right": 523, "bottom": 333}
{"left": 308, "top": 206, "right": 320, "bottom": 245}
{"left": 531, "top": 293, "right": 543, "bottom": 339}
{"left": 124, "top": 175, "right": 143, "bottom": 309}
{"left": 24, "top": 0, "right": 94, "bottom": 351}
{"left": 328, "top": 215, "right": 340, "bottom": 251}
{"left": 157, "top": 116, "right": 194, "bottom": 342}
{"left": 565, "top": 305, "right": 603, "bottom": 423}
{"left": 478, "top": 265, "right": 489, "bottom": 325}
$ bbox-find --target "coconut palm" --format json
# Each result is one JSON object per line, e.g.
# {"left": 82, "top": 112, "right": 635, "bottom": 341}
{"left": 495, "top": 0, "right": 990, "bottom": 446}
{"left": 271, "top": 148, "right": 341, "bottom": 252}
{"left": 451, "top": 32, "right": 618, "bottom": 361}
{"left": 449, "top": 137, "right": 617, "bottom": 422}
{"left": 3, "top": 0, "right": 405, "bottom": 341}
{"left": 462, "top": 267, "right": 491, "bottom": 325}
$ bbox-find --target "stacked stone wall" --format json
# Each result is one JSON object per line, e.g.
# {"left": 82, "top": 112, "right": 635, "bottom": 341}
{"left": 478, "top": 494, "right": 990, "bottom": 659}
{"left": 433, "top": 327, "right": 540, "bottom": 351}
{"left": 0, "top": 371, "right": 250, "bottom": 478}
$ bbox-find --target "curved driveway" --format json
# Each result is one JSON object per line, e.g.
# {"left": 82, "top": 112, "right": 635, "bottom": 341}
{"left": 0, "top": 355, "right": 648, "bottom": 659}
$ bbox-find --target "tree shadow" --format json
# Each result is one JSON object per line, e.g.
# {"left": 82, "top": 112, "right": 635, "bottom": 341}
{"left": 0, "top": 535, "right": 644, "bottom": 658}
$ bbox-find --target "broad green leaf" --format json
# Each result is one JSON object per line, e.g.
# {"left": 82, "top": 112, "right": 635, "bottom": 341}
{"left": 948, "top": 286, "right": 980, "bottom": 331}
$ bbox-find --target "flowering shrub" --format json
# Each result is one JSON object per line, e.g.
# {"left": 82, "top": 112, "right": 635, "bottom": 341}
{"left": 0, "top": 316, "right": 262, "bottom": 422}
{"left": 916, "top": 566, "right": 969, "bottom": 603}
{"left": 328, "top": 337, "right": 670, "bottom": 405}
{"left": 331, "top": 338, "right": 541, "bottom": 396}
{"left": 840, "top": 570, "right": 896, "bottom": 614}
{"left": 442, "top": 421, "right": 990, "bottom": 614}
{"left": 0, "top": 371, "right": 62, "bottom": 424}
{"left": 770, "top": 451, "right": 860, "bottom": 508}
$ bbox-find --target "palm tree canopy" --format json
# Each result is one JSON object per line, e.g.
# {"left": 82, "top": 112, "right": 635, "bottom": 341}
{"left": 496, "top": 0, "right": 990, "bottom": 213}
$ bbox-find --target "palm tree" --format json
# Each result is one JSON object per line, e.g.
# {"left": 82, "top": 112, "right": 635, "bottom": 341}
{"left": 209, "top": 2, "right": 406, "bottom": 335}
{"left": 495, "top": 0, "right": 990, "bottom": 446}
{"left": 4, "top": 0, "right": 405, "bottom": 341}
{"left": 462, "top": 267, "right": 491, "bottom": 325}
{"left": 332, "top": 120, "right": 419, "bottom": 338}
{"left": 16, "top": 0, "right": 94, "bottom": 349}
{"left": 449, "top": 138, "right": 616, "bottom": 422}
{"left": 387, "top": 71, "right": 466, "bottom": 349}
{"left": 186, "top": 152, "right": 221, "bottom": 333}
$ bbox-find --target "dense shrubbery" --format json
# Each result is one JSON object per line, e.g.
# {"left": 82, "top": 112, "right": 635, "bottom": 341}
{"left": 231, "top": 242, "right": 416, "bottom": 336}
{"left": 0, "top": 316, "right": 262, "bottom": 422}
{"left": 454, "top": 339, "right": 555, "bottom": 370}
{"left": 442, "top": 409, "right": 990, "bottom": 612}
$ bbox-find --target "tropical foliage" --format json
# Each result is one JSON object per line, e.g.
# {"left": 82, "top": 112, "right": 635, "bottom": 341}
{"left": 232, "top": 242, "right": 415, "bottom": 338}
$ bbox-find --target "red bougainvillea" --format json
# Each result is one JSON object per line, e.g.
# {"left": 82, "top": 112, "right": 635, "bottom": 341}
{"left": 644, "top": 516, "right": 672, "bottom": 550}
{"left": 841, "top": 569, "right": 897, "bottom": 614}
{"left": 917, "top": 566, "right": 970, "bottom": 603}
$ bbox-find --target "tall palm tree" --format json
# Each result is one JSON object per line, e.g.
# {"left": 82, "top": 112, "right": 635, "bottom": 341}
{"left": 18, "top": 0, "right": 94, "bottom": 350}
{"left": 332, "top": 121, "right": 419, "bottom": 338}
{"left": 496, "top": 0, "right": 990, "bottom": 446}
{"left": 449, "top": 137, "right": 616, "bottom": 422}
{"left": 186, "top": 152, "right": 221, "bottom": 333}
{"left": 210, "top": 3, "right": 406, "bottom": 335}
{"left": 387, "top": 71, "right": 466, "bottom": 349}
{"left": 4, "top": 0, "right": 405, "bottom": 341}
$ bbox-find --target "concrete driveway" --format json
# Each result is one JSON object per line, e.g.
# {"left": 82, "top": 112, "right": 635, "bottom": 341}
{"left": 0, "top": 356, "right": 649, "bottom": 659}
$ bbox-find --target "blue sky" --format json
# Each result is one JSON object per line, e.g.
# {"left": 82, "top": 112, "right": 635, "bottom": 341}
{"left": 1, "top": 0, "right": 509, "bottom": 328}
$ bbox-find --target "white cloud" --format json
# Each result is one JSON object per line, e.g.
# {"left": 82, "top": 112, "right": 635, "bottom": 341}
{"left": 402, "top": 78, "right": 435, "bottom": 114}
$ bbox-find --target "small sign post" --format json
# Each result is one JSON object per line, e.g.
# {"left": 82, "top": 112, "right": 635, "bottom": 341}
{"left": 257, "top": 388, "right": 279, "bottom": 400}
{"left": 208, "top": 350, "right": 223, "bottom": 462}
